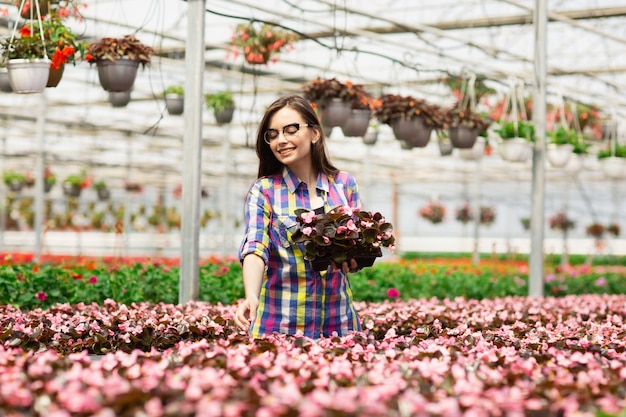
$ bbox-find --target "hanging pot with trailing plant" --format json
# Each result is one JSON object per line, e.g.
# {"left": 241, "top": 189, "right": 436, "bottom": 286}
{"left": 163, "top": 85, "right": 184, "bottom": 115}
{"left": 86, "top": 35, "right": 153, "bottom": 92}
{"left": 302, "top": 78, "right": 359, "bottom": 129}
{"left": 1, "top": 23, "right": 50, "bottom": 93}
{"left": 205, "top": 91, "right": 235, "bottom": 125}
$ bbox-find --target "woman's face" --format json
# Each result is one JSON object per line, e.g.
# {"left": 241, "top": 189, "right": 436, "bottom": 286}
{"left": 265, "top": 106, "right": 319, "bottom": 170}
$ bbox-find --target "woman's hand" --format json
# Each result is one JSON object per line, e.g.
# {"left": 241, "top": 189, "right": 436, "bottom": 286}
{"left": 234, "top": 297, "right": 258, "bottom": 332}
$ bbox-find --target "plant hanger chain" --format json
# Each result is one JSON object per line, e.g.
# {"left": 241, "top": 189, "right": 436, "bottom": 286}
{"left": 458, "top": 69, "right": 477, "bottom": 112}
{"left": 500, "top": 77, "right": 527, "bottom": 137}
{"left": 9, "top": 0, "right": 49, "bottom": 60}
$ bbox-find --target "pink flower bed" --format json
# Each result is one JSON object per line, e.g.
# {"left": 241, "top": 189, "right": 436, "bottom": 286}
{"left": 1, "top": 295, "right": 626, "bottom": 416}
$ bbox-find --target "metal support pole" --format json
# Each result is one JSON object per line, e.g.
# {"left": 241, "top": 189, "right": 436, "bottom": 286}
{"left": 529, "top": 0, "right": 548, "bottom": 297}
{"left": 179, "top": 0, "right": 206, "bottom": 304}
{"left": 33, "top": 93, "right": 47, "bottom": 263}
{"left": 220, "top": 124, "right": 231, "bottom": 256}
{"left": 472, "top": 159, "right": 481, "bottom": 265}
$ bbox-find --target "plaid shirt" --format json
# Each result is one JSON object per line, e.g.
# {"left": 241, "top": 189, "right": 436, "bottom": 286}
{"left": 238, "top": 167, "right": 362, "bottom": 339}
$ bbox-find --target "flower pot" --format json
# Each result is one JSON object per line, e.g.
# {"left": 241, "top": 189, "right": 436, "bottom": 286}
{"left": 438, "top": 138, "right": 453, "bottom": 156}
{"left": 97, "top": 188, "right": 111, "bottom": 201}
{"left": 498, "top": 138, "right": 532, "bottom": 163}
{"left": 564, "top": 154, "right": 585, "bottom": 175}
{"left": 459, "top": 137, "right": 486, "bottom": 160}
{"left": 0, "top": 68, "right": 12, "bottom": 93}
{"left": 63, "top": 183, "right": 82, "bottom": 197}
{"left": 165, "top": 94, "right": 184, "bottom": 115}
{"left": 391, "top": 117, "right": 432, "bottom": 148}
{"left": 44, "top": 182, "right": 53, "bottom": 193}
{"left": 448, "top": 126, "right": 479, "bottom": 149}
{"left": 46, "top": 64, "right": 65, "bottom": 88}
{"left": 6, "top": 59, "right": 51, "bottom": 94}
{"left": 310, "top": 250, "right": 382, "bottom": 272}
{"left": 6, "top": 180, "right": 24, "bottom": 193}
{"left": 341, "top": 109, "right": 371, "bottom": 137}
{"left": 362, "top": 130, "right": 378, "bottom": 146}
{"left": 600, "top": 156, "right": 626, "bottom": 180}
{"left": 96, "top": 59, "right": 139, "bottom": 92}
{"left": 546, "top": 143, "right": 573, "bottom": 168}
{"left": 319, "top": 98, "right": 352, "bottom": 128}
{"left": 109, "top": 90, "right": 131, "bottom": 107}
{"left": 19, "top": 0, "right": 48, "bottom": 19}
{"left": 214, "top": 107, "right": 234, "bottom": 124}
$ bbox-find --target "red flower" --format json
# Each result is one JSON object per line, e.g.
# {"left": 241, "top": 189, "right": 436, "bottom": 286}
{"left": 35, "top": 291, "right": 47, "bottom": 301}
{"left": 387, "top": 288, "right": 400, "bottom": 298}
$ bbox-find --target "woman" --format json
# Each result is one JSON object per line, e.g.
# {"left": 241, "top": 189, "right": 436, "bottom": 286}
{"left": 234, "top": 95, "right": 362, "bottom": 339}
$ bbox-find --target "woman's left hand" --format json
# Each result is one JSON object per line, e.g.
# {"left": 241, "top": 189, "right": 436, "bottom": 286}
{"left": 331, "top": 258, "right": 358, "bottom": 274}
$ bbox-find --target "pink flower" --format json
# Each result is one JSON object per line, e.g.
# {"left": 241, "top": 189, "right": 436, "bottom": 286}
{"left": 302, "top": 226, "right": 313, "bottom": 236}
{"left": 35, "top": 291, "right": 47, "bottom": 301}
{"left": 594, "top": 277, "right": 607, "bottom": 286}
{"left": 301, "top": 211, "right": 316, "bottom": 224}
{"left": 89, "top": 276, "right": 98, "bottom": 284}
{"left": 387, "top": 288, "right": 400, "bottom": 298}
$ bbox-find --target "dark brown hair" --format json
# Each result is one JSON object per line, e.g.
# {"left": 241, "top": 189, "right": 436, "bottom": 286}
{"left": 255, "top": 95, "right": 338, "bottom": 178}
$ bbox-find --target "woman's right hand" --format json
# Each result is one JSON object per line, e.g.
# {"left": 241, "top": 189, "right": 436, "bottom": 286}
{"left": 234, "top": 297, "right": 258, "bottom": 332}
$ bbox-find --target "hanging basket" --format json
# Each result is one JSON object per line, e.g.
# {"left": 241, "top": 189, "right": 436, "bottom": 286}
{"left": 438, "top": 138, "right": 453, "bottom": 156}
{"left": 600, "top": 157, "right": 626, "bottom": 180}
{"left": 0, "top": 67, "right": 13, "bottom": 92}
{"left": 214, "top": 107, "right": 234, "bottom": 124}
{"left": 391, "top": 117, "right": 432, "bottom": 148}
{"left": 546, "top": 143, "right": 573, "bottom": 168}
{"left": 19, "top": 0, "right": 48, "bottom": 19}
{"left": 63, "top": 183, "right": 82, "bottom": 198}
{"left": 459, "top": 137, "right": 486, "bottom": 160}
{"left": 46, "top": 64, "right": 65, "bottom": 88}
{"left": 341, "top": 109, "right": 371, "bottom": 137}
{"left": 97, "top": 188, "right": 111, "bottom": 201}
{"left": 6, "top": 59, "right": 51, "bottom": 94}
{"left": 564, "top": 154, "right": 585, "bottom": 175}
{"left": 498, "top": 138, "right": 532, "bottom": 163}
{"left": 448, "top": 126, "right": 479, "bottom": 149}
{"left": 319, "top": 98, "right": 352, "bottom": 128}
{"left": 96, "top": 59, "right": 139, "bottom": 92}
{"left": 109, "top": 90, "right": 131, "bottom": 107}
{"left": 362, "top": 130, "right": 378, "bottom": 146}
{"left": 165, "top": 94, "right": 184, "bottom": 115}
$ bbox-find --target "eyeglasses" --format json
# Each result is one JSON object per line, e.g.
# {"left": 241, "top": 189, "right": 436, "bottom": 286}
{"left": 263, "top": 123, "right": 313, "bottom": 144}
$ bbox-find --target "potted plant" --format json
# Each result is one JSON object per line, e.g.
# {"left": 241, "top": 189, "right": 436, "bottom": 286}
{"left": 41, "top": 15, "right": 85, "bottom": 87}
{"left": 341, "top": 83, "right": 375, "bottom": 137}
{"left": 291, "top": 205, "right": 395, "bottom": 271}
{"left": 493, "top": 120, "right": 535, "bottom": 163}
{"left": 443, "top": 73, "right": 496, "bottom": 102}
{"left": 597, "top": 143, "right": 626, "bottom": 180}
{"left": 479, "top": 206, "right": 496, "bottom": 226}
{"left": 0, "top": 24, "right": 50, "bottom": 93}
{"left": 302, "top": 78, "right": 354, "bottom": 129}
{"left": 228, "top": 22, "right": 297, "bottom": 65}
{"left": 62, "top": 171, "right": 90, "bottom": 198}
{"left": 545, "top": 126, "right": 577, "bottom": 168}
{"left": 93, "top": 179, "right": 110, "bottom": 201}
{"left": 586, "top": 223, "right": 604, "bottom": 240}
{"left": 163, "top": 84, "right": 184, "bottom": 115}
{"left": 418, "top": 200, "right": 446, "bottom": 224}
{"left": 455, "top": 202, "right": 473, "bottom": 224}
{"left": 43, "top": 167, "right": 55, "bottom": 193}
{"left": 607, "top": 223, "right": 620, "bottom": 237}
{"left": 549, "top": 211, "right": 575, "bottom": 233}
{"left": 85, "top": 34, "right": 154, "bottom": 92}
{"left": 15, "top": 0, "right": 86, "bottom": 20}
{"left": 520, "top": 217, "right": 531, "bottom": 230}
{"left": 373, "top": 94, "right": 444, "bottom": 148}
{"left": 204, "top": 91, "right": 235, "bottom": 124}
{"left": 3, "top": 170, "right": 26, "bottom": 192}
{"left": 442, "top": 103, "right": 491, "bottom": 149}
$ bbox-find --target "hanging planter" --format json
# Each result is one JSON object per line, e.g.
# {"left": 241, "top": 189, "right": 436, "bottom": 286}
{"left": 444, "top": 106, "right": 489, "bottom": 149}
{"left": 46, "top": 63, "right": 64, "bottom": 87}
{"left": 391, "top": 117, "right": 432, "bottom": 148}
{"left": 302, "top": 78, "right": 367, "bottom": 129}
{"left": 205, "top": 91, "right": 235, "bottom": 125}
{"left": 564, "top": 153, "right": 585, "bottom": 175}
{"left": 228, "top": 22, "right": 297, "bottom": 65}
{"left": 109, "top": 90, "right": 131, "bottom": 107}
{"left": 319, "top": 97, "right": 352, "bottom": 128}
{"left": 62, "top": 182, "right": 82, "bottom": 197}
{"left": 362, "top": 128, "right": 378, "bottom": 146}
{"left": 163, "top": 85, "right": 184, "bottom": 115}
{"left": 600, "top": 156, "right": 626, "bottom": 180}
{"left": 341, "top": 109, "right": 371, "bottom": 137}
{"left": 437, "top": 135, "right": 453, "bottom": 156}
{"left": 0, "top": 67, "right": 13, "bottom": 92}
{"left": 18, "top": 0, "right": 49, "bottom": 19}
{"left": 494, "top": 120, "right": 535, "bottom": 163}
{"left": 546, "top": 143, "right": 573, "bottom": 168}
{"left": 6, "top": 59, "right": 50, "bottom": 93}
{"left": 86, "top": 35, "right": 153, "bottom": 92}
{"left": 459, "top": 137, "right": 486, "bottom": 160}
{"left": 448, "top": 126, "right": 479, "bottom": 149}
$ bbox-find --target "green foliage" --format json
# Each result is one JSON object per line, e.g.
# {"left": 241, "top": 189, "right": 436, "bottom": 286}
{"left": 494, "top": 120, "right": 535, "bottom": 141}
{"left": 2, "top": 170, "right": 26, "bottom": 185}
{"left": 3, "top": 257, "right": 626, "bottom": 310}
{"left": 597, "top": 143, "right": 626, "bottom": 159}
{"left": 163, "top": 85, "right": 184, "bottom": 96}
{"left": 204, "top": 91, "right": 235, "bottom": 112}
